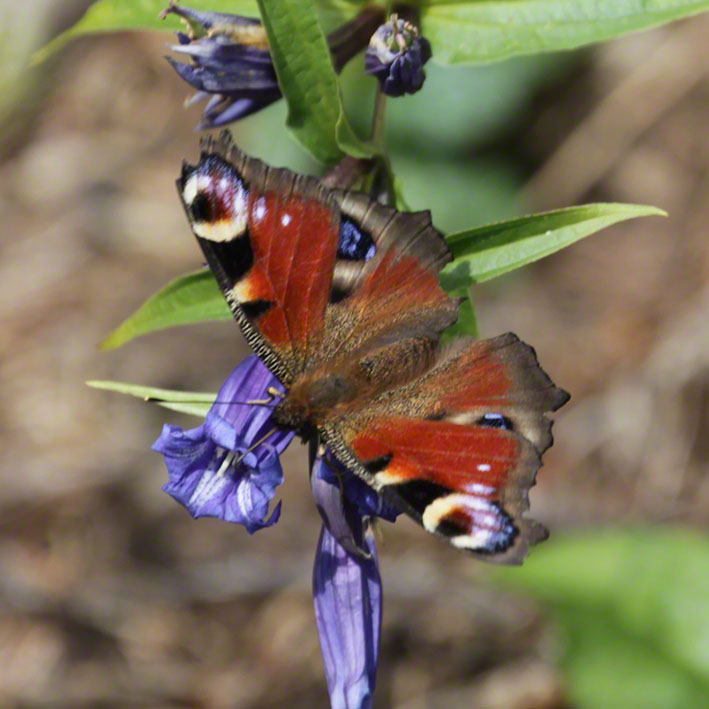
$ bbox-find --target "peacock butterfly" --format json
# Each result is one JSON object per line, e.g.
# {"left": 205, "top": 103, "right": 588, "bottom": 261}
{"left": 177, "top": 132, "right": 569, "bottom": 564}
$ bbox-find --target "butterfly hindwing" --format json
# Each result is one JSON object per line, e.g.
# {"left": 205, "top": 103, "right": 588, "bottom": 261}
{"left": 323, "top": 334, "right": 569, "bottom": 564}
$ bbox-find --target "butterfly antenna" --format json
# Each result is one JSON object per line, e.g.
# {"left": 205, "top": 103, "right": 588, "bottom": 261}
{"left": 144, "top": 387, "right": 286, "bottom": 408}
{"left": 232, "top": 427, "right": 279, "bottom": 467}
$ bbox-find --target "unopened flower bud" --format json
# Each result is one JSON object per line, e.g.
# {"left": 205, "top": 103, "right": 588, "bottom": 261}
{"left": 364, "top": 14, "right": 431, "bottom": 97}
{"left": 161, "top": 2, "right": 384, "bottom": 130}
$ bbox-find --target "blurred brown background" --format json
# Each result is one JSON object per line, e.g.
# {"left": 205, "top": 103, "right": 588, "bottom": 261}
{"left": 1, "top": 2, "right": 707, "bottom": 706}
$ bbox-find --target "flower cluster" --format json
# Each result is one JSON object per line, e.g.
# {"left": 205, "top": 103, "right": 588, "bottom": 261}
{"left": 161, "top": 3, "right": 387, "bottom": 129}
{"left": 154, "top": 356, "right": 399, "bottom": 707}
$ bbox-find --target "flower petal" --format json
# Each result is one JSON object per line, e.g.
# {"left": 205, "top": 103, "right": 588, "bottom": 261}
{"left": 313, "top": 520, "right": 381, "bottom": 709}
{"left": 161, "top": 3, "right": 262, "bottom": 34}
{"left": 153, "top": 356, "right": 295, "bottom": 533}
{"left": 163, "top": 5, "right": 384, "bottom": 130}
{"left": 312, "top": 456, "right": 369, "bottom": 558}
{"left": 315, "top": 455, "right": 401, "bottom": 524}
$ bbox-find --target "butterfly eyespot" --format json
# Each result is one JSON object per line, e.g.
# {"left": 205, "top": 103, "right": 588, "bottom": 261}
{"left": 478, "top": 413, "right": 514, "bottom": 430}
{"left": 182, "top": 155, "right": 250, "bottom": 242}
{"left": 189, "top": 192, "right": 212, "bottom": 223}
{"left": 338, "top": 219, "right": 376, "bottom": 261}
{"left": 428, "top": 496, "right": 519, "bottom": 553}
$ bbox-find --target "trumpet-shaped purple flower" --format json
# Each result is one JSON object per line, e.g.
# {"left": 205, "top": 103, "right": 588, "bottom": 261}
{"left": 161, "top": 3, "right": 385, "bottom": 129}
{"left": 312, "top": 457, "right": 382, "bottom": 709}
{"left": 364, "top": 14, "right": 432, "bottom": 97}
{"left": 152, "top": 356, "right": 294, "bottom": 532}
{"left": 153, "top": 355, "right": 398, "bottom": 706}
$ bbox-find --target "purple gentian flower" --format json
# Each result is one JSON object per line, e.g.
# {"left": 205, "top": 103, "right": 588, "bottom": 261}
{"left": 152, "top": 356, "right": 294, "bottom": 532}
{"left": 161, "top": 3, "right": 385, "bottom": 129}
{"left": 364, "top": 14, "right": 432, "bottom": 97}
{"left": 312, "top": 457, "right": 382, "bottom": 709}
{"left": 153, "top": 355, "right": 399, "bottom": 706}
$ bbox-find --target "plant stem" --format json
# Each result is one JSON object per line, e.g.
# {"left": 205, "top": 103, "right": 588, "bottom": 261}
{"left": 371, "top": 87, "right": 387, "bottom": 150}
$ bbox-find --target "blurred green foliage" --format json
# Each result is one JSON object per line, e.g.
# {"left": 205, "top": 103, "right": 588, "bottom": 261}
{"left": 496, "top": 528, "right": 709, "bottom": 708}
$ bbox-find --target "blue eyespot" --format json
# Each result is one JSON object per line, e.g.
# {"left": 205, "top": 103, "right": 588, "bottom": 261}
{"left": 338, "top": 219, "right": 376, "bottom": 262}
{"left": 479, "top": 413, "right": 514, "bottom": 431}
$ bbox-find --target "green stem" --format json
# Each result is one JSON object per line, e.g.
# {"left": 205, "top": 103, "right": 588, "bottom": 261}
{"left": 371, "top": 87, "right": 387, "bottom": 151}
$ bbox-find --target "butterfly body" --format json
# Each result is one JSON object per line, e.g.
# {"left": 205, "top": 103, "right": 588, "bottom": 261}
{"left": 178, "top": 132, "right": 569, "bottom": 564}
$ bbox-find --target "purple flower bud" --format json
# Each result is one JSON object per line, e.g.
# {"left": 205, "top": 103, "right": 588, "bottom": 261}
{"left": 312, "top": 457, "right": 382, "bottom": 709}
{"left": 161, "top": 3, "right": 384, "bottom": 130}
{"left": 152, "top": 356, "right": 294, "bottom": 532}
{"left": 364, "top": 14, "right": 431, "bottom": 97}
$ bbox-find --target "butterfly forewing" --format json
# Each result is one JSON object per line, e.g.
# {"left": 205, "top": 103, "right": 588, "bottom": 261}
{"left": 178, "top": 132, "right": 340, "bottom": 381}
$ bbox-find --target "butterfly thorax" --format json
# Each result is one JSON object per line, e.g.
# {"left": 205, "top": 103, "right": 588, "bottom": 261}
{"left": 272, "top": 372, "right": 359, "bottom": 439}
{"left": 272, "top": 336, "right": 440, "bottom": 438}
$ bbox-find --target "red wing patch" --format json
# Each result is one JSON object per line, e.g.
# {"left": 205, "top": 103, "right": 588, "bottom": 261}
{"left": 348, "top": 417, "right": 544, "bottom": 563}
{"left": 241, "top": 191, "right": 338, "bottom": 360}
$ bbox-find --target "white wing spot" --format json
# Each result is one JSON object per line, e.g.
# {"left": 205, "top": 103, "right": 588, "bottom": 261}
{"left": 254, "top": 197, "right": 267, "bottom": 222}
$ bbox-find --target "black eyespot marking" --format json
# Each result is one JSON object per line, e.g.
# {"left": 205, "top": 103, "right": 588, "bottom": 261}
{"left": 436, "top": 516, "right": 467, "bottom": 539}
{"left": 329, "top": 284, "right": 350, "bottom": 304}
{"left": 200, "top": 235, "right": 254, "bottom": 286}
{"left": 338, "top": 219, "right": 376, "bottom": 261}
{"left": 395, "top": 479, "right": 451, "bottom": 512}
{"left": 362, "top": 454, "right": 393, "bottom": 474}
{"left": 478, "top": 413, "right": 514, "bottom": 431}
{"left": 239, "top": 299, "right": 273, "bottom": 320}
{"left": 189, "top": 192, "right": 212, "bottom": 223}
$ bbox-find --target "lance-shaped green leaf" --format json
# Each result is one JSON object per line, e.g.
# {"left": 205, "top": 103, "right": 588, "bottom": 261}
{"left": 416, "top": 0, "right": 709, "bottom": 64}
{"left": 256, "top": 0, "right": 373, "bottom": 163}
{"left": 493, "top": 528, "right": 709, "bottom": 709}
{"left": 439, "top": 203, "right": 666, "bottom": 291}
{"left": 87, "top": 380, "right": 215, "bottom": 417}
{"left": 101, "top": 270, "right": 230, "bottom": 350}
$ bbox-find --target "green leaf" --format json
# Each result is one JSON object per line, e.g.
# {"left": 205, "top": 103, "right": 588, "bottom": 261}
{"left": 494, "top": 528, "right": 709, "bottom": 709}
{"left": 439, "top": 203, "right": 666, "bottom": 290}
{"left": 440, "top": 292, "right": 479, "bottom": 344}
{"left": 416, "top": 0, "right": 709, "bottom": 64}
{"left": 256, "top": 0, "right": 373, "bottom": 163}
{"left": 101, "top": 270, "right": 230, "bottom": 350}
{"left": 87, "top": 380, "right": 215, "bottom": 417}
